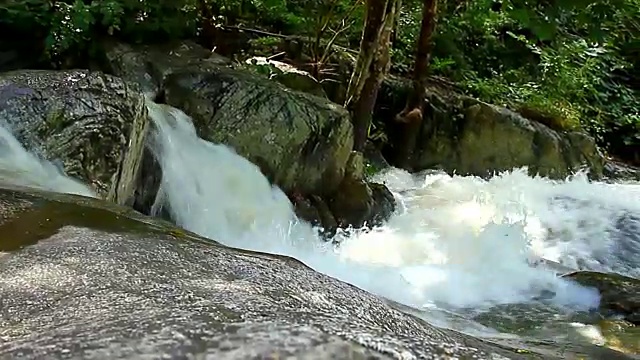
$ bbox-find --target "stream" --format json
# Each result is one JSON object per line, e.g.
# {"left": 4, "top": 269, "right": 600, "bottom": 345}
{"left": 1, "top": 100, "right": 639, "bottom": 355}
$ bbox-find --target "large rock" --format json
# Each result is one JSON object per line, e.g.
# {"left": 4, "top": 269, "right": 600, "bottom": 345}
{"left": 563, "top": 271, "right": 640, "bottom": 325}
{"left": 102, "top": 41, "right": 394, "bottom": 232}
{"left": 377, "top": 76, "right": 606, "bottom": 179}
{"left": 103, "top": 40, "right": 351, "bottom": 196}
{"left": 0, "top": 70, "right": 148, "bottom": 205}
{"left": 162, "top": 66, "right": 353, "bottom": 196}
{"left": 604, "top": 160, "right": 640, "bottom": 181}
{"left": 0, "top": 185, "right": 532, "bottom": 359}
{"left": 101, "top": 39, "right": 232, "bottom": 99}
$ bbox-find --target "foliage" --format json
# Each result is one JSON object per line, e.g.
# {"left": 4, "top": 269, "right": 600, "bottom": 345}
{"left": 1, "top": 0, "right": 638, "bottom": 161}
{"left": 423, "top": 0, "right": 640, "bottom": 158}
{"left": 0, "top": 0, "right": 201, "bottom": 61}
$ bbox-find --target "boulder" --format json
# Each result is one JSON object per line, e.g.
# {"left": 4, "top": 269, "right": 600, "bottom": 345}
{"left": 0, "top": 185, "right": 532, "bottom": 359}
{"left": 327, "top": 152, "right": 396, "bottom": 229}
{"left": 101, "top": 39, "right": 232, "bottom": 99}
{"left": 0, "top": 70, "right": 148, "bottom": 205}
{"left": 162, "top": 66, "right": 353, "bottom": 196}
{"left": 103, "top": 40, "right": 352, "bottom": 196}
{"left": 563, "top": 271, "right": 640, "bottom": 325}
{"left": 102, "top": 40, "right": 395, "bottom": 231}
{"left": 377, "top": 76, "right": 606, "bottom": 179}
{"left": 604, "top": 159, "right": 640, "bottom": 181}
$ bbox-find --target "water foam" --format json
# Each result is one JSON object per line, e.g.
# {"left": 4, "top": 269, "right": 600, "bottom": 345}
{"left": 146, "top": 102, "right": 628, "bottom": 313}
{"left": 337, "top": 168, "right": 640, "bottom": 308}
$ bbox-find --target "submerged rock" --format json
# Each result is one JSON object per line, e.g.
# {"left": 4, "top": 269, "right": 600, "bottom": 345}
{"left": 377, "top": 76, "right": 606, "bottom": 179}
{"left": 0, "top": 186, "right": 530, "bottom": 359}
{"left": 0, "top": 70, "right": 148, "bottom": 205}
{"left": 563, "top": 271, "right": 640, "bottom": 325}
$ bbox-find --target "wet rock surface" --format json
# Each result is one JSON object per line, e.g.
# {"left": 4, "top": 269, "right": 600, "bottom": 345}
{"left": 325, "top": 152, "right": 396, "bottom": 230}
{"left": 0, "top": 70, "right": 148, "bottom": 205}
{"left": 0, "top": 186, "right": 533, "bottom": 359}
{"left": 103, "top": 40, "right": 352, "bottom": 196}
{"left": 162, "top": 65, "right": 353, "bottom": 197}
{"left": 563, "top": 271, "right": 640, "bottom": 325}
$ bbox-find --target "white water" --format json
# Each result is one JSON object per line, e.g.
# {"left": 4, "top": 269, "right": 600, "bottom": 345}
{"left": 145, "top": 102, "right": 639, "bottom": 316}
{"left": 2, "top": 102, "right": 639, "bottom": 336}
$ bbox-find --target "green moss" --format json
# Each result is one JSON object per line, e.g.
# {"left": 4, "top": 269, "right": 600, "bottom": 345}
{"left": 599, "top": 320, "right": 640, "bottom": 355}
{"left": 0, "top": 187, "right": 216, "bottom": 253}
{"left": 364, "top": 161, "right": 380, "bottom": 178}
{"left": 42, "top": 107, "right": 69, "bottom": 136}
{"left": 516, "top": 100, "right": 582, "bottom": 132}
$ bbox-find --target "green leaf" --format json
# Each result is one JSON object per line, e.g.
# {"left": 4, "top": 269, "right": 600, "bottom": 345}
{"left": 509, "top": 8, "right": 532, "bottom": 27}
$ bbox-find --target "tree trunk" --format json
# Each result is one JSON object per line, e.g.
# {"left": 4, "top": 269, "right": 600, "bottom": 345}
{"left": 345, "top": 0, "right": 399, "bottom": 152}
{"left": 344, "top": 0, "right": 389, "bottom": 109}
{"left": 197, "top": 0, "right": 219, "bottom": 48}
{"left": 394, "top": 0, "right": 438, "bottom": 169}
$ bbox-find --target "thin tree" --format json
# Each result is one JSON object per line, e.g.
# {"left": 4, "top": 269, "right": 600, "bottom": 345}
{"left": 394, "top": 0, "right": 438, "bottom": 168}
{"left": 344, "top": 0, "right": 400, "bottom": 152}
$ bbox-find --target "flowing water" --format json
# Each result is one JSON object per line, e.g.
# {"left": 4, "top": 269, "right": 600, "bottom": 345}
{"left": 0, "top": 123, "right": 95, "bottom": 197}
{"left": 1, "top": 101, "right": 639, "bottom": 353}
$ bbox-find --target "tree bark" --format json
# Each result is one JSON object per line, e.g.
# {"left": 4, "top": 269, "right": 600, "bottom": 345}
{"left": 393, "top": 0, "right": 438, "bottom": 169}
{"left": 345, "top": 0, "right": 399, "bottom": 152}
{"left": 344, "top": 0, "right": 389, "bottom": 109}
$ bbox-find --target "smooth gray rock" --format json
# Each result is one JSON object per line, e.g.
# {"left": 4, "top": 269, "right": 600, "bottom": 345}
{"left": 0, "top": 186, "right": 531, "bottom": 360}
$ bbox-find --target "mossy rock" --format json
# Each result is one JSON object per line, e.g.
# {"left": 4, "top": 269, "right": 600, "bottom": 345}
{"left": 163, "top": 64, "right": 353, "bottom": 196}
{"left": 599, "top": 319, "right": 640, "bottom": 355}
{"left": 105, "top": 40, "right": 353, "bottom": 197}
{"left": 563, "top": 271, "right": 640, "bottom": 325}
{"left": 375, "top": 77, "right": 606, "bottom": 179}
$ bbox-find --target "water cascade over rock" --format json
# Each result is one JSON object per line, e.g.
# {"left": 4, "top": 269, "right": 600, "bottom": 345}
{"left": 103, "top": 40, "right": 396, "bottom": 232}
{"left": 0, "top": 43, "right": 639, "bottom": 357}
{"left": 0, "top": 69, "right": 148, "bottom": 204}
